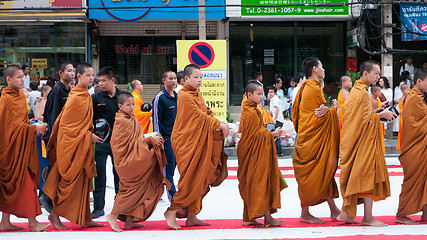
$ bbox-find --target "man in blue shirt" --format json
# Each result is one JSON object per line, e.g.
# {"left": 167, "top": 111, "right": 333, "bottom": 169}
{"left": 152, "top": 70, "right": 178, "bottom": 202}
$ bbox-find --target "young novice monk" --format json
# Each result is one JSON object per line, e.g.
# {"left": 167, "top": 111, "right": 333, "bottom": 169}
{"left": 164, "top": 64, "right": 229, "bottom": 230}
{"left": 337, "top": 76, "right": 352, "bottom": 130}
{"left": 43, "top": 63, "right": 105, "bottom": 229}
{"left": 292, "top": 57, "right": 341, "bottom": 224}
{"left": 237, "top": 81, "right": 288, "bottom": 227}
{"left": 371, "top": 85, "right": 386, "bottom": 153}
{"left": 0, "top": 65, "right": 48, "bottom": 232}
{"left": 396, "top": 84, "right": 410, "bottom": 152}
{"left": 106, "top": 92, "right": 170, "bottom": 232}
{"left": 338, "top": 60, "right": 396, "bottom": 227}
{"left": 396, "top": 70, "right": 427, "bottom": 224}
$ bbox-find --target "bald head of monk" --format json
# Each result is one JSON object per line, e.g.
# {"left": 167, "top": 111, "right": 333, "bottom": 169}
{"left": 371, "top": 85, "right": 382, "bottom": 98}
{"left": 360, "top": 60, "right": 380, "bottom": 86}
{"left": 302, "top": 57, "right": 325, "bottom": 81}
{"left": 340, "top": 76, "right": 352, "bottom": 90}
{"left": 246, "top": 81, "right": 264, "bottom": 105}
{"left": 131, "top": 80, "right": 143, "bottom": 93}
{"left": 401, "top": 83, "right": 410, "bottom": 97}
{"left": 118, "top": 92, "right": 135, "bottom": 116}
{"left": 184, "top": 64, "right": 202, "bottom": 91}
{"left": 413, "top": 70, "right": 427, "bottom": 93}
{"left": 5, "top": 65, "right": 24, "bottom": 90}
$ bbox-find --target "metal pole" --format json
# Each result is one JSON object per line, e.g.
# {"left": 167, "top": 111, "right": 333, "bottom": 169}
{"left": 199, "top": 0, "right": 206, "bottom": 40}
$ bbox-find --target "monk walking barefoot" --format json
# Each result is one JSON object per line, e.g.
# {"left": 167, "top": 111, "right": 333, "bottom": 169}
{"left": 292, "top": 57, "right": 341, "bottom": 224}
{"left": 164, "top": 64, "right": 229, "bottom": 230}
{"left": 105, "top": 92, "right": 170, "bottom": 233}
{"left": 339, "top": 60, "right": 396, "bottom": 227}
{"left": 43, "top": 63, "right": 104, "bottom": 229}
{"left": 237, "top": 81, "right": 287, "bottom": 227}
{"left": 395, "top": 70, "right": 427, "bottom": 225}
{"left": 0, "top": 66, "right": 49, "bottom": 232}
{"left": 48, "top": 213, "right": 68, "bottom": 230}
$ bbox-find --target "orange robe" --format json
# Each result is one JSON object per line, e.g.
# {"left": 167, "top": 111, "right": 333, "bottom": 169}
{"left": 239, "top": 94, "right": 274, "bottom": 132}
{"left": 374, "top": 98, "right": 386, "bottom": 153}
{"left": 0, "top": 87, "right": 41, "bottom": 218}
{"left": 168, "top": 84, "right": 228, "bottom": 217}
{"left": 110, "top": 111, "right": 170, "bottom": 222}
{"left": 43, "top": 84, "right": 96, "bottom": 226}
{"left": 397, "top": 88, "right": 427, "bottom": 217}
{"left": 291, "top": 79, "right": 340, "bottom": 207}
{"left": 337, "top": 89, "right": 345, "bottom": 130}
{"left": 237, "top": 100, "right": 287, "bottom": 222}
{"left": 396, "top": 98, "right": 403, "bottom": 151}
{"left": 131, "top": 91, "right": 153, "bottom": 134}
{"left": 339, "top": 80, "right": 390, "bottom": 219}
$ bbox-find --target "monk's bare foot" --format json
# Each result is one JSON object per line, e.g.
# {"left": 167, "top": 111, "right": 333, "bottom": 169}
{"left": 164, "top": 210, "right": 181, "bottom": 230}
{"left": 124, "top": 222, "right": 145, "bottom": 229}
{"left": 0, "top": 222, "right": 25, "bottom": 231}
{"left": 330, "top": 208, "right": 341, "bottom": 221}
{"left": 186, "top": 217, "right": 211, "bottom": 226}
{"left": 28, "top": 218, "right": 49, "bottom": 232}
{"left": 300, "top": 213, "right": 324, "bottom": 224}
{"left": 396, "top": 216, "right": 419, "bottom": 225}
{"left": 336, "top": 211, "right": 359, "bottom": 224}
{"left": 48, "top": 214, "right": 68, "bottom": 230}
{"left": 362, "top": 217, "right": 387, "bottom": 227}
{"left": 242, "top": 220, "right": 262, "bottom": 226}
{"left": 106, "top": 214, "right": 122, "bottom": 232}
{"left": 83, "top": 220, "right": 105, "bottom": 228}
{"left": 264, "top": 217, "right": 284, "bottom": 228}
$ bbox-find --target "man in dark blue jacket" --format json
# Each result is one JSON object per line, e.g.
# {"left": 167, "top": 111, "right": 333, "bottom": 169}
{"left": 152, "top": 70, "right": 178, "bottom": 201}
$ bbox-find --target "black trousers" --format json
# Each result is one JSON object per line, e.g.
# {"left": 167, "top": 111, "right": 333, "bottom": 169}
{"left": 93, "top": 142, "right": 120, "bottom": 211}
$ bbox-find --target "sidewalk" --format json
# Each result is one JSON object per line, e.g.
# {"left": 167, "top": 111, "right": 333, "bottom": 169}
{"left": 224, "top": 139, "right": 400, "bottom": 157}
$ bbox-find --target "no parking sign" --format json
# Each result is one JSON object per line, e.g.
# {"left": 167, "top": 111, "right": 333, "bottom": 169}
{"left": 177, "top": 40, "right": 227, "bottom": 121}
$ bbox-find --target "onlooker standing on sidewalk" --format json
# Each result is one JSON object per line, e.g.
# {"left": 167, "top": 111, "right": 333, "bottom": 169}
{"left": 175, "top": 71, "right": 185, "bottom": 92}
{"left": 152, "top": 70, "right": 178, "bottom": 201}
{"left": 254, "top": 72, "right": 266, "bottom": 107}
{"left": 91, "top": 66, "right": 121, "bottom": 219}
{"left": 287, "top": 79, "right": 296, "bottom": 120}
{"left": 22, "top": 64, "right": 31, "bottom": 91}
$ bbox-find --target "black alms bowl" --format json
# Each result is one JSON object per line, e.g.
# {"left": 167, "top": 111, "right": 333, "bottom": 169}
{"left": 94, "top": 118, "right": 110, "bottom": 142}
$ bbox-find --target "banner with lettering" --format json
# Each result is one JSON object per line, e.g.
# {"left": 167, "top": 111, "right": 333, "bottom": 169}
{"left": 400, "top": 3, "right": 427, "bottom": 42}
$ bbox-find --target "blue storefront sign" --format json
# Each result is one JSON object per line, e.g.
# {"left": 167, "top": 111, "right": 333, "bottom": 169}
{"left": 89, "top": 0, "right": 225, "bottom": 22}
{"left": 400, "top": 3, "right": 427, "bottom": 42}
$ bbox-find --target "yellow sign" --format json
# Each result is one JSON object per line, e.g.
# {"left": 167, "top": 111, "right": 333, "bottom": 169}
{"left": 177, "top": 40, "right": 227, "bottom": 121}
{"left": 32, "top": 59, "right": 48, "bottom": 69}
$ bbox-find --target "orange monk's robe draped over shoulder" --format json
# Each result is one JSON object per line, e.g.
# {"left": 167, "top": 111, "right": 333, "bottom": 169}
{"left": 339, "top": 80, "right": 390, "bottom": 220}
{"left": 237, "top": 100, "right": 287, "bottom": 222}
{"left": 291, "top": 79, "right": 340, "bottom": 207}
{"left": 0, "top": 87, "right": 41, "bottom": 218}
{"left": 168, "top": 84, "right": 228, "bottom": 217}
{"left": 397, "top": 88, "right": 427, "bottom": 217}
{"left": 43, "top": 84, "right": 96, "bottom": 226}
{"left": 132, "top": 91, "right": 153, "bottom": 134}
{"left": 238, "top": 94, "right": 274, "bottom": 133}
{"left": 337, "top": 90, "right": 345, "bottom": 130}
{"left": 376, "top": 98, "right": 386, "bottom": 153}
{"left": 110, "top": 111, "right": 170, "bottom": 222}
{"left": 396, "top": 98, "right": 403, "bottom": 151}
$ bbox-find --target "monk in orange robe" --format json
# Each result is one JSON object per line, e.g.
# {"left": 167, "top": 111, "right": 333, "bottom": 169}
{"left": 164, "top": 64, "right": 229, "bottom": 230}
{"left": 43, "top": 63, "right": 105, "bottom": 230}
{"left": 0, "top": 65, "right": 48, "bottom": 232}
{"left": 237, "top": 81, "right": 287, "bottom": 227}
{"left": 338, "top": 60, "right": 396, "bottom": 227}
{"left": 131, "top": 80, "right": 152, "bottom": 134}
{"left": 396, "top": 84, "right": 410, "bottom": 152}
{"left": 337, "top": 76, "right": 352, "bottom": 130}
{"left": 395, "top": 70, "right": 427, "bottom": 225}
{"left": 106, "top": 92, "right": 170, "bottom": 232}
{"left": 370, "top": 85, "right": 386, "bottom": 153}
{"left": 240, "top": 94, "right": 274, "bottom": 129}
{"left": 291, "top": 57, "right": 341, "bottom": 224}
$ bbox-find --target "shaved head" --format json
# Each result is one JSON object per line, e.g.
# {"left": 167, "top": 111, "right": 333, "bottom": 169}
{"left": 371, "top": 84, "right": 381, "bottom": 94}
{"left": 400, "top": 84, "right": 410, "bottom": 91}
{"left": 340, "top": 76, "right": 351, "bottom": 84}
{"left": 246, "top": 80, "right": 263, "bottom": 94}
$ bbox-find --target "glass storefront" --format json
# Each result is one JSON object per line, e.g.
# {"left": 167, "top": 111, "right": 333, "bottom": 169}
{"left": 229, "top": 21, "right": 346, "bottom": 105}
{"left": 99, "top": 36, "right": 178, "bottom": 85}
{"left": 0, "top": 23, "right": 86, "bottom": 84}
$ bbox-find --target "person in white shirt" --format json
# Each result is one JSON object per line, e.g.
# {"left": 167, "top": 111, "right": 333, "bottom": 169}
{"left": 267, "top": 86, "right": 284, "bottom": 157}
{"left": 292, "top": 72, "right": 307, "bottom": 104}
{"left": 400, "top": 57, "right": 416, "bottom": 77}
{"left": 175, "top": 71, "right": 185, "bottom": 92}
{"left": 22, "top": 64, "right": 31, "bottom": 90}
{"left": 378, "top": 77, "right": 393, "bottom": 107}
{"left": 274, "top": 78, "right": 289, "bottom": 112}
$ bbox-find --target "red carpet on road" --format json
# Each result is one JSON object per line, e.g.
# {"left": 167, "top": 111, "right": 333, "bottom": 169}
{"left": 222, "top": 235, "right": 427, "bottom": 240}
{"left": 2, "top": 216, "right": 425, "bottom": 232}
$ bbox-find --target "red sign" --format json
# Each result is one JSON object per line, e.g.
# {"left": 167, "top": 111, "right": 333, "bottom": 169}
{"left": 346, "top": 57, "right": 357, "bottom": 72}
{"left": 421, "top": 24, "right": 427, "bottom": 33}
{"left": 188, "top": 42, "right": 215, "bottom": 69}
